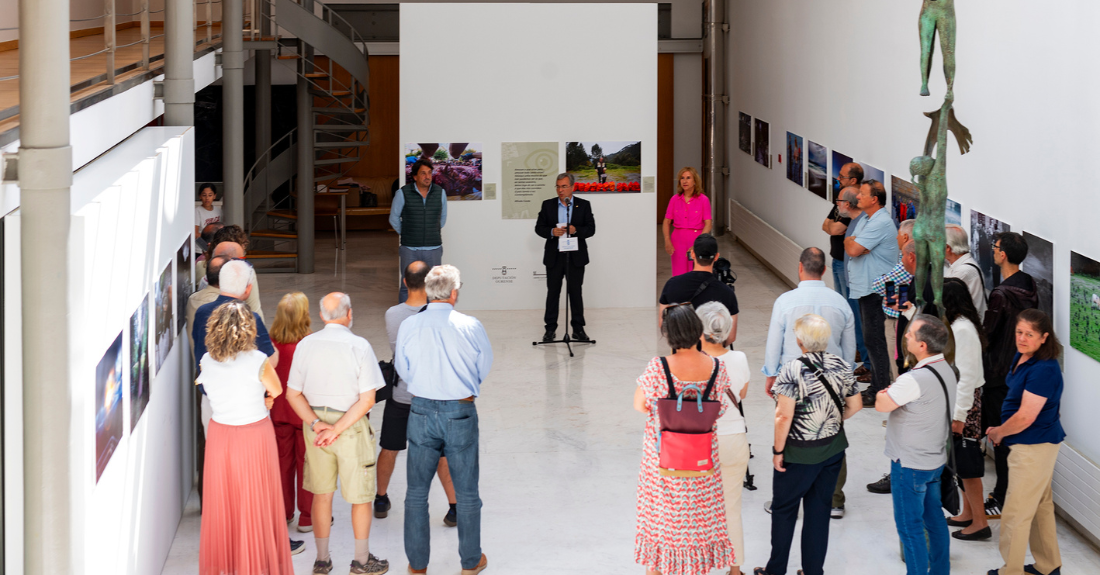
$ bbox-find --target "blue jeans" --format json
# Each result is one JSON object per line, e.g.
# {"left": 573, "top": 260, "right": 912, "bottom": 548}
{"left": 398, "top": 246, "right": 443, "bottom": 303}
{"left": 891, "top": 460, "right": 950, "bottom": 575}
{"left": 848, "top": 297, "right": 869, "bottom": 366}
{"left": 405, "top": 398, "right": 482, "bottom": 570}
{"left": 766, "top": 451, "right": 844, "bottom": 575}
{"left": 831, "top": 258, "right": 848, "bottom": 298}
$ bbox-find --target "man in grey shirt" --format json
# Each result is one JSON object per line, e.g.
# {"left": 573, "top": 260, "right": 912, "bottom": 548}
{"left": 374, "top": 261, "right": 458, "bottom": 527}
{"left": 875, "top": 314, "right": 956, "bottom": 575}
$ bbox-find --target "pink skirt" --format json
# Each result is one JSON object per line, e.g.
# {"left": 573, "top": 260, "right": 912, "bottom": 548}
{"left": 200, "top": 417, "right": 294, "bottom": 575}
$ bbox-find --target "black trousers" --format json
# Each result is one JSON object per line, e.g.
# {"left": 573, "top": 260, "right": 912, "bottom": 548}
{"left": 767, "top": 451, "right": 844, "bottom": 575}
{"left": 982, "top": 384, "right": 1011, "bottom": 503}
{"left": 858, "top": 294, "right": 891, "bottom": 393}
{"left": 544, "top": 258, "right": 585, "bottom": 332}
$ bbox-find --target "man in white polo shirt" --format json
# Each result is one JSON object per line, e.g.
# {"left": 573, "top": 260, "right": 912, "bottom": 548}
{"left": 286, "top": 292, "right": 388, "bottom": 575}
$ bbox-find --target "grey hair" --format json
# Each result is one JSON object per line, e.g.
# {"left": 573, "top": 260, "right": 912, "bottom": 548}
{"left": 839, "top": 187, "right": 859, "bottom": 209}
{"left": 426, "top": 264, "right": 461, "bottom": 301}
{"left": 219, "top": 260, "right": 253, "bottom": 298}
{"left": 320, "top": 292, "right": 352, "bottom": 321}
{"left": 793, "top": 314, "right": 831, "bottom": 353}
{"left": 695, "top": 301, "right": 732, "bottom": 345}
{"left": 899, "top": 219, "right": 915, "bottom": 237}
{"left": 903, "top": 240, "right": 917, "bottom": 257}
{"left": 909, "top": 314, "right": 950, "bottom": 353}
{"left": 945, "top": 225, "right": 970, "bottom": 255}
{"left": 556, "top": 173, "right": 575, "bottom": 186}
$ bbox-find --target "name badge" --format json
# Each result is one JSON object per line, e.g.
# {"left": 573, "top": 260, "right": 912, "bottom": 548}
{"left": 558, "top": 237, "right": 579, "bottom": 252}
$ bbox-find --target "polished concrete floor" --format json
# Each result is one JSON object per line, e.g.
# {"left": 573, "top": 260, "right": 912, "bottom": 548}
{"left": 161, "top": 230, "right": 1100, "bottom": 574}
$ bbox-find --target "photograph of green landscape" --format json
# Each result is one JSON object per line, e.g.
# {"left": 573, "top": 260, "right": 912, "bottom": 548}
{"left": 566, "top": 141, "right": 641, "bottom": 192}
{"left": 1070, "top": 250, "right": 1100, "bottom": 363}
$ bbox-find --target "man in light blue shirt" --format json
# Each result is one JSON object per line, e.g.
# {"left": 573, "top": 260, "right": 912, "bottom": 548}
{"left": 394, "top": 264, "right": 492, "bottom": 574}
{"left": 844, "top": 180, "right": 899, "bottom": 397}
{"left": 390, "top": 158, "right": 449, "bottom": 303}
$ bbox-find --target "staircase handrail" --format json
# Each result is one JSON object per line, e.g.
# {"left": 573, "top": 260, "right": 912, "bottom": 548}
{"left": 243, "top": 127, "right": 298, "bottom": 232}
{"left": 249, "top": 0, "right": 368, "bottom": 55}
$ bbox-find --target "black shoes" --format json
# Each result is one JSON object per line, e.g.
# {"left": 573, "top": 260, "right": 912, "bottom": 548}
{"left": 444, "top": 503, "right": 457, "bottom": 527}
{"left": 572, "top": 329, "right": 591, "bottom": 342}
{"left": 952, "top": 526, "right": 992, "bottom": 541}
{"left": 541, "top": 329, "right": 556, "bottom": 343}
{"left": 946, "top": 517, "right": 972, "bottom": 527}
{"left": 1025, "top": 565, "right": 1062, "bottom": 575}
{"left": 985, "top": 494, "right": 1004, "bottom": 519}
{"left": 861, "top": 389, "right": 877, "bottom": 408}
{"left": 867, "top": 474, "right": 891, "bottom": 494}
{"left": 374, "top": 493, "right": 391, "bottom": 518}
{"left": 290, "top": 538, "right": 306, "bottom": 555}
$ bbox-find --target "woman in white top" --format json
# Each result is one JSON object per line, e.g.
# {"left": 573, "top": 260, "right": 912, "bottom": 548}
{"left": 196, "top": 300, "right": 294, "bottom": 575}
{"left": 941, "top": 278, "right": 990, "bottom": 540}
{"left": 697, "top": 302, "right": 751, "bottom": 575}
{"left": 195, "top": 183, "right": 222, "bottom": 237}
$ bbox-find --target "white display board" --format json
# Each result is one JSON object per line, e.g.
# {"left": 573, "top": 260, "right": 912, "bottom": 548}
{"left": 400, "top": 3, "right": 658, "bottom": 311}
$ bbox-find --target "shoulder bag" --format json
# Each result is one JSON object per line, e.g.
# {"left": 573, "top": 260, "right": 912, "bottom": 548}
{"left": 925, "top": 364, "right": 962, "bottom": 516}
{"left": 377, "top": 305, "right": 429, "bottom": 403}
{"left": 656, "top": 357, "right": 721, "bottom": 476}
{"left": 797, "top": 356, "right": 848, "bottom": 434}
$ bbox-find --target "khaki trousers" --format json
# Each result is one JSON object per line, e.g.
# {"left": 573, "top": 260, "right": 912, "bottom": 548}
{"left": 998, "top": 442, "right": 1062, "bottom": 575}
{"left": 719, "top": 433, "right": 751, "bottom": 567}
{"left": 885, "top": 318, "right": 898, "bottom": 381}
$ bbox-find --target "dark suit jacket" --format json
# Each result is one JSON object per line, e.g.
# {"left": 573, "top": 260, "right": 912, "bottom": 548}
{"left": 534, "top": 196, "right": 596, "bottom": 267}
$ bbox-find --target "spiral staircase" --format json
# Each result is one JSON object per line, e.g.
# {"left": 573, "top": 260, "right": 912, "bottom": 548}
{"left": 241, "top": 0, "right": 371, "bottom": 270}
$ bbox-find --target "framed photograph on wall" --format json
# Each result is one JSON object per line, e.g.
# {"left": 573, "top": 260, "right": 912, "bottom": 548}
{"left": 831, "top": 150, "right": 853, "bottom": 198}
{"left": 95, "top": 333, "right": 125, "bottom": 482}
{"left": 154, "top": 261, "right": 173, "bottom": 374}
{"left": 404, "top": 143, "right": 484, "bottom": 200}
{"left": 1022, "top": 232, "right": 1054, "bottom": 319}
{"left": 175, "top": 237, "right": 192, "bottom": 334}
{"left": 738, "top": 112, "right": 752, "bottom": 154}
{"left": 1070, "top": 251, "right": 1100, "bottom": 363}
{"left": 807, "top": 140, "right": 828, "bottom": 200}
{"left": 786, "top": 132, "right": 804, "bottom": 187}
{"left": 969, "top": 210, "right": 1011, "bottom": 293}
{"left": 130, "top": 294, "right": 150, "bottom": 431}
{"left": 754, "top": 118, "right": 770, "bottom": 168}
{"left": 891, "top": 176, "right": 920, "bottom": 226}
{"left": 566, "top": 141, "right": 642, "bottom": 193}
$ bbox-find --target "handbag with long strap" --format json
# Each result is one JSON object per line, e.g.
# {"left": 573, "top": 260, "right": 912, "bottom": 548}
{"left": 656, "top": 357, "right": 721, "bottom": 475}
{"left": 797, "top": 356, "right": 848, "bottom": 433}
{"left": 378, "top": 304, "right": 430, "bottom": 403}
{"left": 924, "top": 364, "right": 962, "bottom": 516}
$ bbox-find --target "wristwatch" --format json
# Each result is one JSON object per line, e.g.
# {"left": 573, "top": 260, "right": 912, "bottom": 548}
{"left": 310, "top": 418, "right": 321, "bottom": 432}
{"left": 772, "top": 446, "right": 784, "bottom": 455}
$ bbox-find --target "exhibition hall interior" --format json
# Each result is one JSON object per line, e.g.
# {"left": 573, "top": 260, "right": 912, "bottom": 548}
{"left": 2, "top": 1, "right": 1100, "bottom": 574}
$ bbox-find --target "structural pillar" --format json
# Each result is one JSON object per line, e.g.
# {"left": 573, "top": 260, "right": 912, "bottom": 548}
{"left": 18, "top": 0, "right": 76, "bottom": 572}
{"left": 163, "top": 0, "right": 195, "bottom": 126}
{"left": 703, "top": 0, "right": 729, "bottom": 235}
{"left": 222, "top": 0, "right": 246, "bottom": 226}
{"left": 254, "top": 3, "right": 272, "bottom": 168}
{"left": 296, "top": 38, "right": 316, "bottom": 273}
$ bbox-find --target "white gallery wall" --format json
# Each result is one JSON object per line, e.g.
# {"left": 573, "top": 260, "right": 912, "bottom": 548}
{"left": 3, "top": 127, "right": 196, "bottom": 575}
{"left": 400, "top": 3, "right": 658, "bottom": 311}
{"left": 727, "top": 0, "right": 1100, "bottom": 538}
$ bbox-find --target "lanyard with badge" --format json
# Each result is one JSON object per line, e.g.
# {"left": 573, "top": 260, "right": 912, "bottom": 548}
{"left": 558, "top": 201, "right": 578, "bottom": 252}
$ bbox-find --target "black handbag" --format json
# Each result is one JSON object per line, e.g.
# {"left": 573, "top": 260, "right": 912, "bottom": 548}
{"left": 376, "top": 359, "right": 397, "bottom": 403}
{"left": 926, "top": 366, "right": 962, "bottom": 516}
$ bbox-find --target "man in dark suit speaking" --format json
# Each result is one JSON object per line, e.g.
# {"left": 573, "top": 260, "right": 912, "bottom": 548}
{"left": 535, "top": 173, "right": 596, "bottom": 343}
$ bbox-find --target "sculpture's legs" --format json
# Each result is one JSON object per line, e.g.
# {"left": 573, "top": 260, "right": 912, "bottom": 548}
{"left": 930, "top": 247, "right": 947, "bottom": 312}
{"left": 919, "top": 11, "right": 937, "bottom": 96}
{"left": 914, "top": 240, "right": 931, "bottom": 308}
{"left": 937, "top": 18, "right": 957, "bottom": 99}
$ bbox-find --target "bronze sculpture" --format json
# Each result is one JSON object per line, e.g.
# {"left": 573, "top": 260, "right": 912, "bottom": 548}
{"left": 919, "top": 0, "right": 956, "bottom": 98}
{"left": 910, "top": 96, "right": 953, "bottom": 311}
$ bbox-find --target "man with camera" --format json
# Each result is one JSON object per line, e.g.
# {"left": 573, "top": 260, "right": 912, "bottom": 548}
{"left": 535, "top": 173, "right": 597, "bottom": 343}
{"left": 658, "top": 233, "right": 739, "bottom": 345}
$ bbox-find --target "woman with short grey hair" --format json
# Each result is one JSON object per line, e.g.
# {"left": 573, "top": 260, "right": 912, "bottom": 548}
{"left": 754, "top": 314, "right": 862, "bottom": 575}
{"left": 697, "top": 302, "right": 752, "bottom": 575}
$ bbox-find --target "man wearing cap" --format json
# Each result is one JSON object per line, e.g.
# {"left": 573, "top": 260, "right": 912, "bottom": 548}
{"left": 658, "top": 233, "right": 739, "bottom": 344}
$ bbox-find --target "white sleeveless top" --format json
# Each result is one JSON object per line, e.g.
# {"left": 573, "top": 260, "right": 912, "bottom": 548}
{"left": 197, "top": 349, "right": 270, "bottom": 426}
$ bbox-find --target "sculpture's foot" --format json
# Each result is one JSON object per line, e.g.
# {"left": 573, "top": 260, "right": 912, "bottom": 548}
{"left": 920, "top": 85, "right": 931, "bottom": 97}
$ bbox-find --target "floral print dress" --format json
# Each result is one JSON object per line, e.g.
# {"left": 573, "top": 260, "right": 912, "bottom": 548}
{"left": 635, "top": 357, "right": 735, "bottom": 575}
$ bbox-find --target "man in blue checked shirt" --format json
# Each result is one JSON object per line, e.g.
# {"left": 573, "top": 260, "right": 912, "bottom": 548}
{"left": 395, "top": 264, "right": 492, "bottom": 575}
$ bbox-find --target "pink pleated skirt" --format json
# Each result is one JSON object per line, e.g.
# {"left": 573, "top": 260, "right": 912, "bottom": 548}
{"left": 200, "top": 417, "right": 295, "bottom": 575}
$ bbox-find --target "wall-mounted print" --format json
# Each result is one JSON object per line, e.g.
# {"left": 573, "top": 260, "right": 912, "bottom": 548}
{"left": 892, "top": 176, "right": 920, "bottom": 226}
{"left": 861, "top": 163, "right": 885, "bottom": 186}
{"left": 969, "top": 210, "right": 1010, "bottom": 293}
{"left": 1022, "top": 232, "right": 1054, "bottom": 319}
{"left": 404, "top": 143, "right": 484, "bottom": 200}
{"left": 738, "top": 113, "right": 752, "bottom": 154}
{"left": 175, "top": 237, "right": 192, "bottom": 334}
{"left": 946, "top": 198, "right": 962, "bottom": 226}
{"left": 1070, "top": 251, "right": 1100, "bottom": 363}
{"left": 95, "top": 333, "right": 125, "bottom": 483}
{"left": 786, "top": 132, "right": 804, "bottom": 187}
{"left": 130, "top": 294, "right": 150, "bottom": 431}
{"left": 754, "top": 119, "right": 770, "bottom": 168}
{"left": 154, "top": 261, "right": 174, "bottom": 374}
{"left": 831, "top": 151, "right": 853, "bottom": 198}
{"left": 567, "top": 141, "right": 642, "bottom": 192}
{"left": 807, "top": 140, "right": 828, "bottom": 200}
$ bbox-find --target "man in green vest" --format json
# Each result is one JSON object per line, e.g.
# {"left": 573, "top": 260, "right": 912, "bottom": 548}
{"left": 390, "top": 158, "right": 448, "bottom": 302}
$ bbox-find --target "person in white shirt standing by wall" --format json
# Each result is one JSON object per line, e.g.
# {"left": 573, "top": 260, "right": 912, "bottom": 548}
{"left": 944, "top": 224, "right": 988, "bottom": 316}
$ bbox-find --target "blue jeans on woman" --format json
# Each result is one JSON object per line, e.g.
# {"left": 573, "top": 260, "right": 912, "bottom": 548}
{"left": 891, "top": 460, "right": 950, "bottom": 575}
{"left": 405, "top": 398, "right": 482, "bottom": 571}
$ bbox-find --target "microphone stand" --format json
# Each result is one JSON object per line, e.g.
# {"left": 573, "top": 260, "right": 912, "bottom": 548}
{"left": 533, "top": 224, "right": 596, "bottom": 357}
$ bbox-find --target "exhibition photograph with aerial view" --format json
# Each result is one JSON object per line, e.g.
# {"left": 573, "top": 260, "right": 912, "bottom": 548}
{"left": 0, "top": 2, "right": 1098, "bottom": 575}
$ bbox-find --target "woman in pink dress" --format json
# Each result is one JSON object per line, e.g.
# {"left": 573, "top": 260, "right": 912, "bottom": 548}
{"left": 634, "top": 304, "right": 734, "bottom": 575}
{"left": 663, "top": 168, "right": 712, "bottom": 276}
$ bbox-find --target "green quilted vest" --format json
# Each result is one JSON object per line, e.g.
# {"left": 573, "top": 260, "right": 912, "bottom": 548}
{"left": 399, "top": 183, "right": 444, "bottom": 247}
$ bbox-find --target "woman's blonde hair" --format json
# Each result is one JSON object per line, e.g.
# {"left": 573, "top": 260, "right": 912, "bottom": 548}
{"left": 270, "top": 292, "right": 311, "bottom": 344}
{"left": 793, "top": 314, "right": 831, "bottom": 353}
{"left": 205, "top": 300, "right": 258, "bottom": 362}
{"left": 675, "top": 167, "right": 703, "bottom": 198}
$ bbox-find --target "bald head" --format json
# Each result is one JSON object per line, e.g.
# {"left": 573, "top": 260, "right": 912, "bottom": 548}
{"left": 841, "top": 162, "right": 864, "bottom": 185}
{"left": 213, "top": 241, "right": 245, "bottom": 259}
{"left": 320, "top": 292, "right": 352, "bottom": 326}
{"left": 403, "top": 261, "right": 431, "bottom": 292}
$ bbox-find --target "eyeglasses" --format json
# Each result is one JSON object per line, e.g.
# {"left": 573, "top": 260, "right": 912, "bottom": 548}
{"left": 993, "top": 244, "right": 1002, "bottom": 252}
